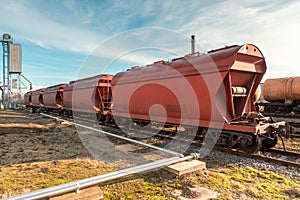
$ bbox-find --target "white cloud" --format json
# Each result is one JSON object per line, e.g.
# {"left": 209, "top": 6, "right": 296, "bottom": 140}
{"left": 0, "top": 1, "right": 104, "bottom": 54}
{"left": 164, "top": 1, "right": 300, "bottom": 78}
{"left": 0, "top": 0, "right": 299, "bottom": 81}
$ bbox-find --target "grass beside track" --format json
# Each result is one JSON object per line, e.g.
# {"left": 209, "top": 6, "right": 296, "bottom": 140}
{"left": 0, "top": 159, "right": 114, "bottom": 198}
{"left": 1, "top": 160, "right": 299, "bottom": 199}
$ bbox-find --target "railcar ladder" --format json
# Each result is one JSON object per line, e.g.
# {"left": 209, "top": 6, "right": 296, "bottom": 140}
{"left": 101, "top": 77, "right": 111, "bottom": 112}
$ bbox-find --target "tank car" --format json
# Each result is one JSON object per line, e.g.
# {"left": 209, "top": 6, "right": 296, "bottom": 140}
{"left": 112, "top": 44, "right": 292, "bottom": 152}
{"left": 257, "top": 77, "right": 300, "bottom": 114}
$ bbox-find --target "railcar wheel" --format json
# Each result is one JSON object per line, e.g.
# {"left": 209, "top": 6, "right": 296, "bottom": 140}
{"left": 239, "top": 135, "right": 262, "bottom": 153}
{"left": 261, "top": 135, "right": 278, "bottom": 151}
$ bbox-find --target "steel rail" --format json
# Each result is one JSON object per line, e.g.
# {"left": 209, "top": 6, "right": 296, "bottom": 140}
{"left": 265, "top": 148, "right": 300, "bottom": 159}
{"left": 40, "top": 112, "right": 182, "bottom": 157}
{"left": 4, "top": 155, "right": 195, "bottom": 200}
{"left": 214, "top": 146, "right": 300, "bottom": 169}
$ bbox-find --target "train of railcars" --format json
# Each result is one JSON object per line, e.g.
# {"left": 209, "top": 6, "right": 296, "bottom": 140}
{"left": 24, "top": 44, "right": 294, "bottom": 153}
{"left": 256, "top": 77, "right": 300, "bottom": 114}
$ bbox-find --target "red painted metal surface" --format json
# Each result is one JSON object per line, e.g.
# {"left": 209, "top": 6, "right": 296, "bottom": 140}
{"left": 24, "top": 91, "right": 32, "bottom": 105}
{"left": 65, "top": 74, "right": 113, "bottom": 114}
{"left": 112, "top": 44, "right": 266, "bottom": 131}
{"left": 43, "top": 84, "right": 66, "bottom": 109}
{"left": 31, "top": 88, "right": 46, "bottom": 107}
{"left": 63, "top": 83, "right": 73, "bottom": 110}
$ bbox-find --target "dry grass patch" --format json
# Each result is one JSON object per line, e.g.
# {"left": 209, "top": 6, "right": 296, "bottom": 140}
{"left": 100, "top": 164, "right": 300, "bottom": 199}
{"left": 1, "top": 160, "right": 299, "bottom": 199}
{"left": 0, "top": 159, "right": 114, "bottom": 198}
{"left": 0, "top": 123, "right": 55, "bottom": 129}
{"left": 195, "top": 164, "right": 300, "bottom": 199}
{"left": 0, "top": 115, "right": 31, "bottom": 119}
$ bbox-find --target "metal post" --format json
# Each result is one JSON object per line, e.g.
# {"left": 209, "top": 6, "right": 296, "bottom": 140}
{"left": 18, "top": 73, "right": 22, "bottom": 106}
{"left": 2, "top": 42, "right": 5, "bottom": 107}
{"left": 8, "top": 72, "right": 11, "bottom": 108}
{"left": 21, "top": 74, "right": 33, "bottom": 90}
{"left": 1, "top": 34, "right": 25, "bottom": 109}
{"left": 2, "top": 40, "right": 9, "bottom": 108}
{"left": 1, "top": 33, "right": 12, "bottom": 109}
{"left": 191, "top": 35, "right": 195, "bottom": 54}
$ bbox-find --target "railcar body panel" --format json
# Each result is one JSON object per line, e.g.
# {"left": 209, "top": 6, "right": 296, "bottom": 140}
{"left": 63, "top": 83, "right": 74, "bottom": 110}
{"left": 69, "top": 74, "right": 113, "bottom": 114}
{"left": 43, "top": 84, "right": 66, "bottom": 109}
{"left": 112, "top": 44, "right": 266, "bottom": 132}
{"left": 31, "top": 88, "right": 46, "bottom": 107}
{"left": 24, "top": 92, "right": 32, "bottom": 106}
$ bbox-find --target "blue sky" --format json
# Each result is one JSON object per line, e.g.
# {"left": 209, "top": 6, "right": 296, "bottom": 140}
{"left": 0, "top": 0, "right": 300, "bottom": 89}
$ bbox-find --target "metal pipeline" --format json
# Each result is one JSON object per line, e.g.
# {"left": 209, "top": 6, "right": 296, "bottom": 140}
{"left": 4, "top": 154, "right": 195, "bottom": 200}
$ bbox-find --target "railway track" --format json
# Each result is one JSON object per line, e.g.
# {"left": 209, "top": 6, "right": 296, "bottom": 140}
{"left": 119, "top": 127, "right": 300, "bottom": 169}
{"left": 40, "top": 112, "right": 300, "bottom": 169}
{"left": 265, "top": 148, "right": 300, "bottom": 158}
{"left": 214, "top": 147, "right": 300, "bottom": 169}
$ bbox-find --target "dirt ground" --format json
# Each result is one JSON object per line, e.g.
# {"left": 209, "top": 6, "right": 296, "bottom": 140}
{"left": 0, "top": 110, "right": 91, "bottom": 166}
{"left": 0, "top": 109, "right": 299, "bottom": 200}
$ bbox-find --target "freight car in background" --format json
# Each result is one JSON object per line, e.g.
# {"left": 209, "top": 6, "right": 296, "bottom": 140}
{"left": 24, "top": 43, "right": 294, "bottom": 153}
{"left": 69, "top": 74, "right": 113, "bottom": 121}
{"left": 24, "top": 91, "right": 32, "bottom": 107}
{"left": 30, "top": 88, "right": 46, "bottom": 113}
{"left": 43, "top": 84, "right": 66, "bottom": 112}
{"left": 256, "top": 77, "right": 300, "bottom": 114}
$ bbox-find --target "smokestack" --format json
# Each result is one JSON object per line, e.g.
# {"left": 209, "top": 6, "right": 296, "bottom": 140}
{"left": 191, "top": 35, "right": 195, "bottom": 54}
